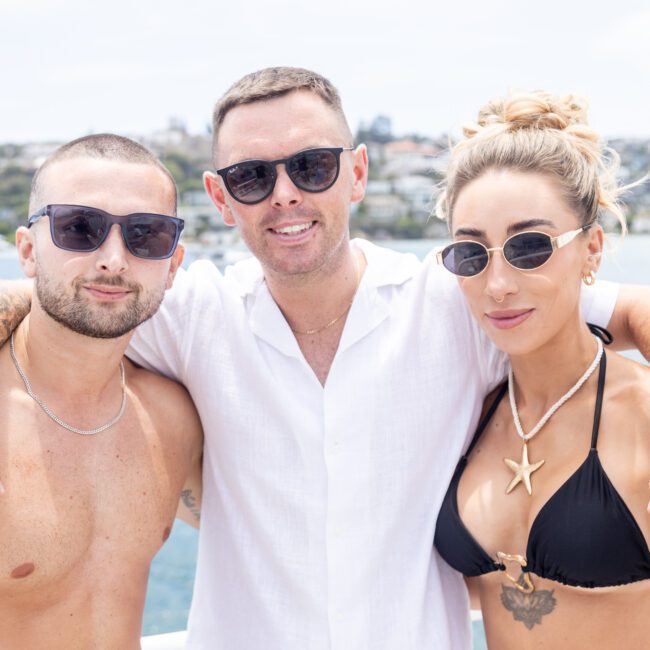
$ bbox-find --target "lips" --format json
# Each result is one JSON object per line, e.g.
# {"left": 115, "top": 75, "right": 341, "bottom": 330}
{"left": 83, "top": 285, "right": 132, "bottom": 301}
{"left": 270, "top": 220, "right": 316, "bottom": 234}
{"left": 267, "top": 220, "right": 318, "bottom": 244}
{"left": 271, "top": 221, "right": 314, "bottom": 234}
{"left": 485, "top": 308, "right": 534, "bottom": 330}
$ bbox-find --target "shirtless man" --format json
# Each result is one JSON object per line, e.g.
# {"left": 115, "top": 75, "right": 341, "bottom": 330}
{"left": 0, "top": 134, "right": 203, "bottom": 650}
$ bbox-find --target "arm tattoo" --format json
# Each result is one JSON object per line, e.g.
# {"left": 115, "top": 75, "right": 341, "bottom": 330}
{"left": 0, "top": 288, "right": 31, "bottom": 345}
{"left": 501, "top": 582, "right": 557, "bottom": 629}
{"left": 181, "top": 489, "right": 201, "bottom": 521}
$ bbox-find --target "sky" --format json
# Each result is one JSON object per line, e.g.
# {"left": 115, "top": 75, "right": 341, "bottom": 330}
{"left": 2, "top": 0, "right": 650, "bottom": 144}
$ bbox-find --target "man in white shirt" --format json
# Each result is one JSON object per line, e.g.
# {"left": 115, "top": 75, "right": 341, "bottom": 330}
{"left": 127, "top": 67, "right": 649, "bottom": 649}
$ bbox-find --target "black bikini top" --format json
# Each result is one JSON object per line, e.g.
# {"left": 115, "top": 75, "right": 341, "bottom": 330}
{"left": 434, "top": 334, "right": 650, "bottom": 588}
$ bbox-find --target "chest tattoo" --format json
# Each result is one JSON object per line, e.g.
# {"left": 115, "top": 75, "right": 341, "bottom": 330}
{"left": 500, "top": 582, "right": 557, "bottom": 629}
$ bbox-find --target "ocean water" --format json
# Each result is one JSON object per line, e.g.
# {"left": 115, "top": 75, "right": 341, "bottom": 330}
{"left": 1, "top": 235, "right": 648, "bottom": 647}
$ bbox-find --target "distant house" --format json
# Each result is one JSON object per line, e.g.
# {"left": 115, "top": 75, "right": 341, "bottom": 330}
{"left": 182, "top": 190, "right": 213, "bottom": 206}
{"left": 392, "top": 174, "right": 436, "bottom": 218}
{"left": 362, "top": 194, "right": 409, "bottom": 223}
{"left": 380, "top": 139, "right": 440, "bottom": 177}
{"left": 365, "top": 180, "right": 393, "bottom": 196}
{"left": 16, "top": 142, "right": 61, "bottom": 170}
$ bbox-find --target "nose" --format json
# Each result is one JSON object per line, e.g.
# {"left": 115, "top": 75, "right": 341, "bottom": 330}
{"left": 270, "top": 165, "right": 303, "bottom": 209}
{"left": 484, "top": 250, "right": 518, "bottom": 303}
{"left": 95, "top": 224, "right": 129, "bottom": 274}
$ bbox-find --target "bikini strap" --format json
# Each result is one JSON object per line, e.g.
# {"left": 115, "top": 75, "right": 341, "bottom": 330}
{"left": 588, "top": 323, "right": 613, "bottom": 345}
{"left": 590, "top": 350, "right": 607, "bottom": 449}
{"left": 464, "top": 382, "right": 508, "bottom": 459}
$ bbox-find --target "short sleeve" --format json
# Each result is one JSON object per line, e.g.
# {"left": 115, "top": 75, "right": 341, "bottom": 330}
{"left": 579, "top": 280, "right": 619, "bottom": 328}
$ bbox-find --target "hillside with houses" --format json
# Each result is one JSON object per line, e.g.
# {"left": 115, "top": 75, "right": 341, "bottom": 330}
{"left": 1, "top": 116, "right": 650, "bottom": 245}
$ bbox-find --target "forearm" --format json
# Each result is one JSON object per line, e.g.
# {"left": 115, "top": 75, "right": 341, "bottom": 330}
{"left": 0, "top": 280, "right": 32, "bottom": 345}
{"left": 176, "top": 444, "right": 203, "bottom": 529}
{"left": 607, "top": 285, "right": 650, "bottom": 360}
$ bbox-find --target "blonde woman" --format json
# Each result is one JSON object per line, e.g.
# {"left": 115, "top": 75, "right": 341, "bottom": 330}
{"left": 433, "top": 92, "right": 650, "bottom": 649}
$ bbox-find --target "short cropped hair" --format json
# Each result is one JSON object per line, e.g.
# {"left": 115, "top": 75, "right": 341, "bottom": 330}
{"left": 30, "top": 133, "right": 178, "bottom": 215}
{"left": 211, "top": 67, "right": 353, "bottom": 164}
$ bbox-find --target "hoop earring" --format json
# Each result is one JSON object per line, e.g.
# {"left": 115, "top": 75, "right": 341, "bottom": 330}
{"left": 582, "top": 271, "right": 596, "bottom": 286}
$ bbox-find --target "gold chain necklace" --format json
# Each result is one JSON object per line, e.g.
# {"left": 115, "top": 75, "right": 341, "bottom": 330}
{"left": 290, "top": 255, "right": 361, "bottom": 336}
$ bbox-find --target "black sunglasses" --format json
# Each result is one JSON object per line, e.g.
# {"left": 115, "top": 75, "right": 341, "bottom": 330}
{"left": 435, "top": 224, "right": 593, "bottom": 277}
{"left": 216, "top": 146, "right": 354, "bottom": 205}
{"left": 29, "top": 204, "right": 184, "bottom": 260}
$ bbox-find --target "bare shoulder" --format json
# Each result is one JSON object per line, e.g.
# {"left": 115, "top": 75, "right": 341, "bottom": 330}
{"left": 602, "top": 353, "right": 650, "bottom": 451}
{"left": 605, "top": 353, "right": 650, "bottom": 418}
{"left": 123, "top": 358, "right": 203, "bottom": 455}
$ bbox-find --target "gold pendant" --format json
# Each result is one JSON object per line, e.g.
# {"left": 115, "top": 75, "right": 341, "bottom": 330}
{"left": 496, "top": 551, "right": 535, "bottom": 594}
{"left": 504, "top": 443, "right": 544, "bottom": 495}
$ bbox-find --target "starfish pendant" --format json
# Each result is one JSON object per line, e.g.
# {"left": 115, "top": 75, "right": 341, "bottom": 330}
{"left": 504, "top": 443, "right": 545, "bottom": 495}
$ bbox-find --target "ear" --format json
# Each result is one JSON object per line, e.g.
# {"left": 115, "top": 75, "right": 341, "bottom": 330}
{"left": 165, "top": 242, "right": 185, "bottom": 290}
{"left": 15, "top": 226, "right": 37, "bottom": 278}
{"left": 204, "top": 171, "right": 236, "bottom": 227}
{"left": 350, "top": 144, "right": 369, "bottom": 204}
{"left": 581, "top": 224, "right": 604, "bottom": 277}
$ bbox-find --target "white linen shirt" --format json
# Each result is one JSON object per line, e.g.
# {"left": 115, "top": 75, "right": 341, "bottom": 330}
{"left": 129, "top": 239, "right": 616, "bottom": 650}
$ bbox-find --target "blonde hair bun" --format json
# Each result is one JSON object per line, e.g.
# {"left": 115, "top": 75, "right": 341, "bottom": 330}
{"left": 436, "top": 89, "right": 635, "bottom": 235}
{"left": 463, "top": 91, "right": 597, "bottom": 145}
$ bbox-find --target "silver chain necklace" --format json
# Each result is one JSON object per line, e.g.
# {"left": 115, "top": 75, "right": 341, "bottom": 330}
{"left": 10, "top": 332, "right": 127, "bottom": 436}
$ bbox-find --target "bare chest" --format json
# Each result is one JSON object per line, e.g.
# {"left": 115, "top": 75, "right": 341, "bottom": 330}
{"left": 295, "top": 326, "right": 344, "bottom": 385}
{"left": 0, "top": 412, "right": 182, "bottom": 599}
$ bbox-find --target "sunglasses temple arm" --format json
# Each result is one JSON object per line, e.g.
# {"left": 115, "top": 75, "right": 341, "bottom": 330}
{"left": 28, "top": 206, "right": 48, "bottom": 226}
{"left": 554, "top": 228, "right": 584, "bottom": 249}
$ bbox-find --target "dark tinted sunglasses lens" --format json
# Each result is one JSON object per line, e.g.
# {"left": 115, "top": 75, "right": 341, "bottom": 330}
{"left": 124, "top": 216, "right": 179, "bottom": 259}
{"left": 288, "top": 150, "right": 338, "bottom": 191}
{"left": 504, "top": 233, "right": 553, "bottom": 269}
{"left": 226, "top": 162, "right": 274, "bottom": 203}
{"left": 442, "top": 242, "right": 489, "bottom": 276}
{"left": 52, "top": 207, "right": 106, "bottom": 251}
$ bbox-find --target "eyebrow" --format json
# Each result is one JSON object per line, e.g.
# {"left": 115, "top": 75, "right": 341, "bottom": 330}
{"left": 454, "top": 218, "right": 557, "bottom": 239}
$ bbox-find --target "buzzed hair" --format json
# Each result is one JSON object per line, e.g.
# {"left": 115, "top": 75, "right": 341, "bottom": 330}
{"left": 212, "top": 67, "right": 353, "bottom": 164}
{"left": 30, "top": 133, "right": 178, "bottom": 214}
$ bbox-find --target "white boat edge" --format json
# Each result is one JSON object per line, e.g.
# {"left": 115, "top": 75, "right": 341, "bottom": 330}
{"left": 141, "top": 630, "right": 187, "bottom": 649}
{"left": 140, "top": 613, "right": 483, "bottom": 647}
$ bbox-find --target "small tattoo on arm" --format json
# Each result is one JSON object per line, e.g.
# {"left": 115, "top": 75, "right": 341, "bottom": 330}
{"left": 0, "top": 291, "right": 31, "bottom": 345}
{"left": 181, "top": 489, "right": 201, "bottom": 521}
{"left": 501, "top": 583, "right": 557, "bottom": 629}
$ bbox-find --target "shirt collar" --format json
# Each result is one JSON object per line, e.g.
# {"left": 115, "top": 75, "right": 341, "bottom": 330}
{"left": 224, "top": 238, "right": 420, "bottom": 299}
{"left": 225, "top": 239, "right": 421, "bottom": 358}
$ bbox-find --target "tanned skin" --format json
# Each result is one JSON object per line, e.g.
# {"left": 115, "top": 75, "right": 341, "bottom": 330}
{"left": 0, "top": 155, "right": 203, "bottom": 649}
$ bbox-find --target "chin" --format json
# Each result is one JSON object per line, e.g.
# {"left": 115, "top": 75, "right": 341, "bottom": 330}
{"left": 491, "top": 336, "right": 539, "bottom": 358}
{"left": 481, "top": 317, "right": 543, "bottom": 357}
